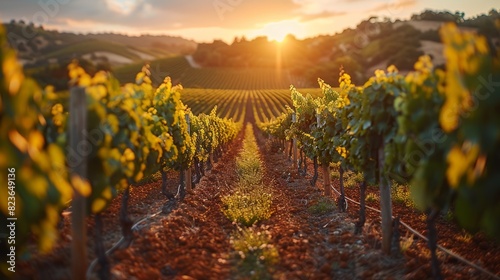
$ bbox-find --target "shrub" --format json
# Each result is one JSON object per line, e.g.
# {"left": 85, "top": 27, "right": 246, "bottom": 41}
{"left": 222, "top": 188, "right": 273, "bottom": 226}
{"left": 231, "top": 226, "right": 279, "bottom": 279}
{"left": 366, "top": 193, "right": 378, "bottom": 203}
{"left": 308, "top": 197, "right": 336, "bottom": 215}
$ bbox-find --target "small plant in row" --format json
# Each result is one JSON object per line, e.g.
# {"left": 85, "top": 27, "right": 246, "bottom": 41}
{"left": 220, "top": 124, "right": 279, "bottom": 278}
{"left": 222, "top": 186, "right": 273, "bottom": 226}
{"left": 308, "top": 197, "right": 336, "bottom": 216}
{"left": 230, "top": 225, "right": 279, "bottom": 280}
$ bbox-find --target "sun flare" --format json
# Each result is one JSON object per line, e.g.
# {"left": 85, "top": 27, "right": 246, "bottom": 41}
{"left": 257, "top": 20, "right": 303, "bottom": 42}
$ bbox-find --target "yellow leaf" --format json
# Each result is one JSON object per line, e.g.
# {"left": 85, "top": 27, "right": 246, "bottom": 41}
{"left": 439, "top": 100, "right": 459, "bottom": 132}
{"left": 92, "top": 71, "right": 108, "bottom": 84}
{"left": 51, "top": 103, "right": 64, "bottom": 115}
{"left": 107, "top": 114, "right": 119, "bottom": 134}
{"left": 102, "top": 187, "right": 112, "bottom": 200}
{"left": 92, "top": 198, "right": 108, "bottom": 213}
{"left": 49, "top": 171, "right": 73, "bottom": 201}
{"left": 3, "top": 56, "right": 24, "bottom": 95}
{"left": 71, "top": 175, "right": 92, "bottom": 197}
{"left": 27, "top": 175, "right": 48, "bottom": 199}
{"left": 48, "top": 144, "right": 66, "bottom": 171}
{"left": 134, "top": 171, "right": 144, "bottom": 182}
{"left": 29, "top": 131, "right": 45, "bottom": 151}
{"left": 8, "top": 130, "right": 28, "bottom": 152}
{"left": 124, "top": 148, "right": 135, "bottom": 161}
{"left": 38, "top": 114, "right": 47, "bottom": 126}
{"left": 446, "top": 144, "right": 479, "bottom": 187}
{"left": 78, "top": 74, "right": 91, "bottom": 87}
{"left": 135, "top": 72, "right": 145, "bottom": 84}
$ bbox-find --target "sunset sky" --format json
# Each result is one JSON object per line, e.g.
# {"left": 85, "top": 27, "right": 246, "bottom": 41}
{"left": 0, "top": 0, "right": 498, "bottom": 42}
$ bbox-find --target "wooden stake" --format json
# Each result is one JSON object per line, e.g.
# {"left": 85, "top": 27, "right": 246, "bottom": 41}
{"left": 292, "top": 138, "right": 298, "bottom": 169}
{"left": 185, "top": 168, "right": 192, "bottom": 192}
{"left": 322, "top": 162, "right": 331, "bottom": 196}
{"left": 69, "top": 87, "right": 87, "bottom": 280}
{"left": 379, "top": 145, "right": 393, "bottom": 255}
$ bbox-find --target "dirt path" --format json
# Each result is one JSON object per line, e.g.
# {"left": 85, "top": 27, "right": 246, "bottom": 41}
{"left": 256, "top": 133, "right": 405, "bottom": 279}
{"left": 101, "top": 127, "right": 406, "bottom": 279}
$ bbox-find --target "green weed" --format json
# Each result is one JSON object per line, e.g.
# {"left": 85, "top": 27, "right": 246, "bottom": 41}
{"left": 308, "top": 197, "right": 336, "bottom": 215}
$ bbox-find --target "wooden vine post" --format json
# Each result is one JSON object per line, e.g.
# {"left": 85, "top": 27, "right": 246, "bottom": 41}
{"left": 292, "top": 112, "right": 298, "bottom": 169}
{"left": 319, "top": 113, "right": 331, "bottom": 197}
{"left": 185, "top": 114, "right": 192, "bottom": 192}
{"left": 69, "top": 87, "right": 88, "bottom": 280}
{"left": 378, "top": 143, "right": 393, "bottom": 255}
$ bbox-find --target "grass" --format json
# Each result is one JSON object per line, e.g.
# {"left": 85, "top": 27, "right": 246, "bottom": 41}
{"left": 391, "top": 182, "right": 415, "bottom": 208}
{"left": 136, "top": 170, "right": 162, "bottom": 185}
{"left": 400, "top": 234, "right": 414, "bottom": 253}
{"left": 330, "top": 168, "right": 364, "bottom": 189}
{"left": 222, "top": 187, "right": 273, "bottom": 226}
{"left": 230, "top": 226, "right": 279, "bottom": 279}
{"left": 222, "top": 124, "right": 279, "bottom": 278}
{"left": 308, "top": 197, "right": 336, "bottom": 215}
{"left": 222, "top": 124, "right": 273, "bottom": 226}
{"left": 345, "top": 171, "right": 364, "bottom": 189}
{"left": 236, "top": 153, "right": 263, "bottom": 186}
{"left": 444, "top": 210, "right": 454, "bottom": 222}
{"left": 366, "top": 193, "right": 378, "bottom": 203}
{"left": 456, "top": 231, "right": 473, "bottom": 243}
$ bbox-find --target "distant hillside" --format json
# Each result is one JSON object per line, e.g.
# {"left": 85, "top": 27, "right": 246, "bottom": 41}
{"left": 2, "top": 20, "right": 197, "bottom": 89}
{"left": 3, "top": 20, "right": 197, "bottom": 68}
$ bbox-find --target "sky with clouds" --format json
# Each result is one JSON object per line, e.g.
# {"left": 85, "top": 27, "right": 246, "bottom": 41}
{"left": 0, "top": 0, "right": 498, "bottom": 42}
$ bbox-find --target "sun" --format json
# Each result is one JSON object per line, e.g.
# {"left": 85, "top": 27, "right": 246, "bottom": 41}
{"left": 258, "top": 20, "right": 303, "bottom": 42}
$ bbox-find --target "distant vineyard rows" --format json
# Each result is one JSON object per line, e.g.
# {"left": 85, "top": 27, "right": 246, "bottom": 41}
{"left": 181, "top": 88, "right": 323, "bottom": 123}
{"left": 113, "top": 56, "right": 309, "bottom": 89}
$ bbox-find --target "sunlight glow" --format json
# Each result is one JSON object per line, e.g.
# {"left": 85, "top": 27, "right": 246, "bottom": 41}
{"left": 254, "top": 20, "right": 304, "bottom": 42}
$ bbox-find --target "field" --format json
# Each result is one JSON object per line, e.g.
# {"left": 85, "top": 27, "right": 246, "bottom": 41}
{"left": 181, "top": 88, "right": 323, "bottom": 123}
{"left": 113, "top": 56, "right": 310, "bottom": 89}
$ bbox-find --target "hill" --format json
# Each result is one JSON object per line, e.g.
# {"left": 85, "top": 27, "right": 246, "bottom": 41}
{"left": 3, "top": 20, "right": 196, "bottom": 67}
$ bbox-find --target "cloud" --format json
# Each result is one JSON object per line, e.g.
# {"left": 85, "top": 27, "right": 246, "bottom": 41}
{"left": 368, "top": 0, "right": 417, "bottom": 14}
{"left": 299, "top": 10, "right": 347, "bottom": 22}
{"left": 0, "top": 0, "right": 303, "bottom": 32}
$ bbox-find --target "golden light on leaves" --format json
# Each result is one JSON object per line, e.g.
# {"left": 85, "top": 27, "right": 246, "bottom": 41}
{"left": 71, "top": 174, "right": 92, "bottom": 197}
{"left": 446, "top": 143, "right": 480, "bottom": 187}
{"left": 8, "top": 129, "right": 29, "bottom": 152}
{"left": 3, "top": 55, "right": 24, "bottom": 95}
{"left": 438, "top": 23, "right": 490, "bottom": 132}
{"left": 92, "top": 198, "right": 108, "bottom": 214}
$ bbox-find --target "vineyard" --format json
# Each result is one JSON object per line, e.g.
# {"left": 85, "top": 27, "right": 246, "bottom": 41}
{"left": 113, "top": 56, "right": 307, "bottom": 90}
{"left": 1, "top": 16, "right": 500, "bottom": 280}
{"left": 181, "top": 88, "right": 323, "bottom": 123}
